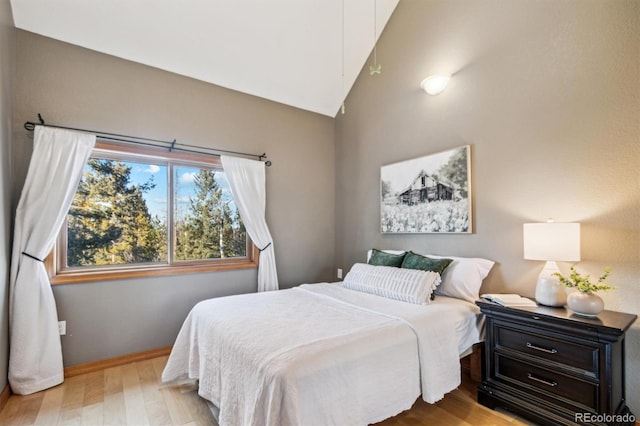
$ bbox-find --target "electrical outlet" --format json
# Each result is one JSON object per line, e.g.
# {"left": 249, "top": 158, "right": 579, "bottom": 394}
{"left": 337, "top": 268, "right": 343, "bottom": 279}
{"left": 58, "top": 321, "right": 66, "bottom": 336}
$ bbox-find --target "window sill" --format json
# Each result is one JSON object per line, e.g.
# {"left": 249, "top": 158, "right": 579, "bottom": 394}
{"left": 50, "top": 258, "right": 258, "bottom": 284}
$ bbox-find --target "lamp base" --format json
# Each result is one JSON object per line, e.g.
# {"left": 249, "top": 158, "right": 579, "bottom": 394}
{"left": 534, "top": 261, "right": 567, "bottom": 307}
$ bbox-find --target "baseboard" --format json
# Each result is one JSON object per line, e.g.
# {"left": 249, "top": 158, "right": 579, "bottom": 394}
{"left": 64, "top": 345, "right": 172, "bottom": 378}
{"left": 0, "top": 384, "right": 11, "bottom": 413}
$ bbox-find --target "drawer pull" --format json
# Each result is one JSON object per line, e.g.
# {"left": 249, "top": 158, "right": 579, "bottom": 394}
{"left": 526, "top": 342, "right": 558, "bottom": 354}
{"left": 527, "top": 373, "right": 557, "bottom": 387}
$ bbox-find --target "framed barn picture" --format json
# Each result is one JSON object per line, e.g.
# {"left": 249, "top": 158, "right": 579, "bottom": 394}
{"left": 380, "top": 145, "right": 472, "bottom": 233}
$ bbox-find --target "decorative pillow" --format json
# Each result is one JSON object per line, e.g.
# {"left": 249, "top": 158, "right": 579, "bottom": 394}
{"left": 367, "top": 249, "right": 406, "bottom": 268}
{"left": 428, "top": 254, "right": 495, "bottom": 303}
{"left": 401, "top": 251, "right": 453, "bottom": 301}
{"left": 401, "top": 251, "right": 453, "bottom": 275}
{"left": 366, "top": 249, "right": 495, "bottom": 303}
{"left": 342, "top": 263, "right": 440, "bottom": 305}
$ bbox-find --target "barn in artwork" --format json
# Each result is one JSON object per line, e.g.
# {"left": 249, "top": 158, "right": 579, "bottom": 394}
{"left": 398, "top": 171, "right": 453, "bottom": 205}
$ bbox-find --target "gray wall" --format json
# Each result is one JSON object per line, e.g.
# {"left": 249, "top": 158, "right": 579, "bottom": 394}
{"left": 335, "top": 0, "right": 639, "bottom": 413}
{"left": 0, "top": 0, "right": 14, "bottom": 395}
{"left": 13, "top": 30, "right": 335, "bottom": 366}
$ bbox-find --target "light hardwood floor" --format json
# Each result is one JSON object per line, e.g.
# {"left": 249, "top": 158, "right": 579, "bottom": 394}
{"left": 0, "top": 355, "right": 528, "bottom": 425}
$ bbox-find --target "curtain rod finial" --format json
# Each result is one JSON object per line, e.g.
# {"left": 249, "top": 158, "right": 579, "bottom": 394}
{"left": 259, "top": 153, "right": 272, "bottom": 167}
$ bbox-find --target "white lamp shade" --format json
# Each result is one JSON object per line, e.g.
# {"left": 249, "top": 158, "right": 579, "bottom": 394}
{"left": 420, "top": 75, "right": 450, "bottom": 95}
{"left": 523, "top": 222, "right": 581, "bottom": 261}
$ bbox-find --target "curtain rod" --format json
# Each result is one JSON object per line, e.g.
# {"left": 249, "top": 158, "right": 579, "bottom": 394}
{"left": 23, "top": 114, "right": 272, "bottom": 166}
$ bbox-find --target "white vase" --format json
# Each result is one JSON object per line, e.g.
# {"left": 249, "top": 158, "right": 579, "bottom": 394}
{"left": 534, "top": 262, "right": 567, "bottom": 307}
{"left": 566, "top": 291, "right": 604, "bottom": 317}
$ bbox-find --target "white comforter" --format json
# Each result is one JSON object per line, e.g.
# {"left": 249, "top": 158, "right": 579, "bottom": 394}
{"left": 162, "top": 283, "right": 478, "bottom": 426}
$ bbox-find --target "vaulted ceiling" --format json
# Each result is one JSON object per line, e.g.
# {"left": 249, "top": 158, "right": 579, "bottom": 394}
{"left": 10, "top": 0, "right": 399, "bottom": 117}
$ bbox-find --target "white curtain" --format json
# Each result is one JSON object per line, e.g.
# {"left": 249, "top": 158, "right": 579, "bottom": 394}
{"left": 221, "top": 155, "right": 278, "bottom": 292}
{"left": 9, "top": 126, "right": 95, "bottom": 395}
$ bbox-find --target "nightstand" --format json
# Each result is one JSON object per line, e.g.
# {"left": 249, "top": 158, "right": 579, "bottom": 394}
{"left": 476, "top": 300, "right": 637, "bottom": 425}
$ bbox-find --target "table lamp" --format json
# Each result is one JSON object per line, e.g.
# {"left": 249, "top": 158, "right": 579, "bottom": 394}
{"left": 523, "top": 222, "right": 581, "bottom": 306}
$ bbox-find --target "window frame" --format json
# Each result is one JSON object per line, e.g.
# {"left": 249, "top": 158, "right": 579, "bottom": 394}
{"left": 47, "top": 140, "right": 258, "bottom": 284}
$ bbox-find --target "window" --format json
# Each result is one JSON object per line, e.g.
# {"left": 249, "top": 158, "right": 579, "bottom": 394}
{"left": 49, "top": 141, "right": 257, "bottom": 284}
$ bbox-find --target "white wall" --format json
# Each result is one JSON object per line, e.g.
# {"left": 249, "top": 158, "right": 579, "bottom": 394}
{"left": 336, "top": 0, "right": 639, "bottom": 412}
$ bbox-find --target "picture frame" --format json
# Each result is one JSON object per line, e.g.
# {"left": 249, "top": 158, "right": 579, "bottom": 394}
{"left": 380, "top": 145, "right": 472, "bottom": 233}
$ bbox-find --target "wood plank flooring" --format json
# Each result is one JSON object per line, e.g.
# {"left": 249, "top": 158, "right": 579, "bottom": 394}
{"left": 0, "top": 355, "right": 528, "bottom": 425}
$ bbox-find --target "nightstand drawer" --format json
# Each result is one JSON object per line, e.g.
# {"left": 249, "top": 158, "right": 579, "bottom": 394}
{"left": 496, "top": 325, "right": 598, "bottom": 374}
{"left": 495, "top": 354, "right": 598, "bottom": 409}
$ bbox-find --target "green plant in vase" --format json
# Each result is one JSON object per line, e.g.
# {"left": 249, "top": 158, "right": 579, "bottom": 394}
{"left": 553, "top": 267, "right": 614, "bottom": 317}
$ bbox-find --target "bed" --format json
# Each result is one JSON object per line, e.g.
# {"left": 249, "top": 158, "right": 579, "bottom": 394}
{"left": 162, "top": 250, "right": 494, "bottom": 426}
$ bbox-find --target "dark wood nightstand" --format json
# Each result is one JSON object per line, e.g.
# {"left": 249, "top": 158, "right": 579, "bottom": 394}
{"left": 476, "top": 300, "right": 637, "bottom": 425}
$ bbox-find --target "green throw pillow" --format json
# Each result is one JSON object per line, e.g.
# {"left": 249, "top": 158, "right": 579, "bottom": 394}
{"left": 401, "top": 252, "right": 453, "bottom": 300}
{"left": 401, "top": 251, "right": 453, "bottom": 274}
{"left": 368, "top": 249, "right": 406, "bottom": 268}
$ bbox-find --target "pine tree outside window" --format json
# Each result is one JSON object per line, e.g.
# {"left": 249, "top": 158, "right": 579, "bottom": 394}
{"left": 173, "top": 166, "right": 246, "bottom": 262}
{"left": 48, "top": 142, "right": 256, "bottom": 284}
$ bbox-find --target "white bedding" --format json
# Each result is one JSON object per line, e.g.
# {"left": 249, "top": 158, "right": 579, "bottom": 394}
{"left": 162, "top": 283, "right": 482, "bottom": 426}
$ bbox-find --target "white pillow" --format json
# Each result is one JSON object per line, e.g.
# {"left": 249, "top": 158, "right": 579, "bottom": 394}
{"left": 365, "top": 249, "right": 494, "bottom": 303}
{"left": 428, "top": 254, "right": 495, "bottom": 302}
{"left": 342, "top": 263, "right": 440, "bottom": 305}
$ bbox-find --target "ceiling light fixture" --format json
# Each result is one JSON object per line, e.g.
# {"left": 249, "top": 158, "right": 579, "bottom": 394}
{"left": 420, "top": 74, "right": 451, "bottom": 95}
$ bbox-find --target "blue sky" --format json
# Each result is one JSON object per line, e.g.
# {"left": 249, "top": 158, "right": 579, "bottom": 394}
{"left": 127, "top": 161, "right": 236, "bottom": 222}
{"left": 130, "top": 162, "right": 168, "bottom": 220}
